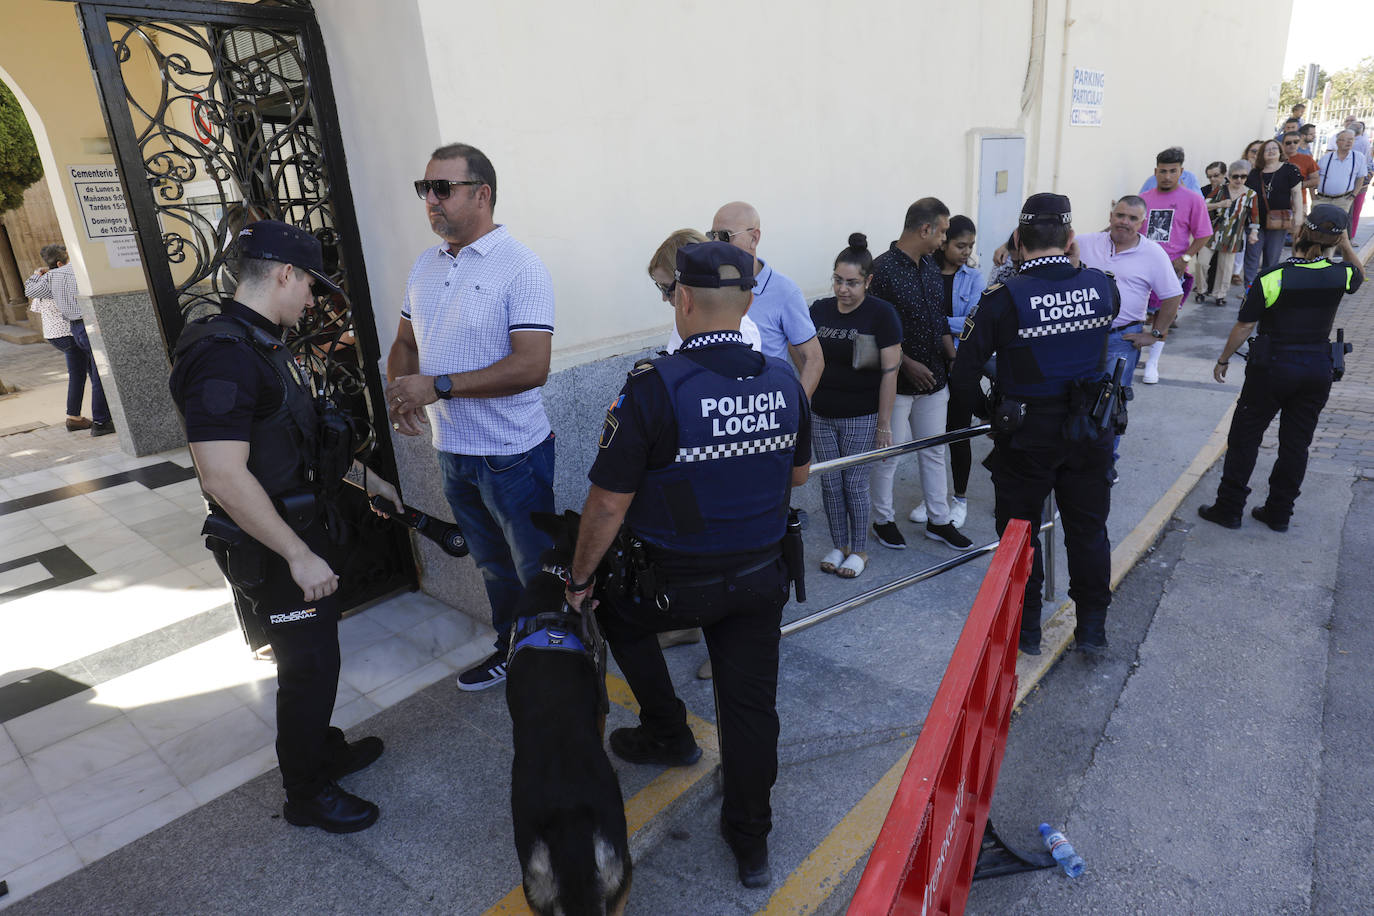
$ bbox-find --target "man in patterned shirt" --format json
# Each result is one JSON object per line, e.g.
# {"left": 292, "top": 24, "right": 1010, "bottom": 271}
{"left": 868, "top": 197, "right": 972, "bottom": 551}
{"left": 386, "top": 143, "right": 556, "bottom": 691}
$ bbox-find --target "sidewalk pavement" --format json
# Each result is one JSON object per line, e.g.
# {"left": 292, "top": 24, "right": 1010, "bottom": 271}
{"left": 965, "top": 239, "right": 1374, "bottom": 913}
{"left": 2, "top": 240, "right": 1369, "bottom": 914}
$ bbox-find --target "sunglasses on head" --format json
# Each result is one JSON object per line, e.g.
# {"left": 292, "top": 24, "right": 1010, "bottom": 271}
{"left": 414, "top": 179, "right": 483, "bottom": 200}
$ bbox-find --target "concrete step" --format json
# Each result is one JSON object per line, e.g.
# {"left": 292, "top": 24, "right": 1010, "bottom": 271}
{"left": 0, "top": 323, "right": 43, "bottom": 344}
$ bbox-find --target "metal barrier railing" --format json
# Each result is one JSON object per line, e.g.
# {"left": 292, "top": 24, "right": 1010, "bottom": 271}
{"left": 781, "top": 516, "right": 1055, "bottom": 638}
{"left": 809, "top": 424, "right": 992, "bottom": 476}
{"left": 795, "top": 422, "right": 1059, "bottom": 625}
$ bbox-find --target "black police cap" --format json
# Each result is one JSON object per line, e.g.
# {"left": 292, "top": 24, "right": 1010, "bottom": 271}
{"left": 1304, "top": 203, "right": 1349, "bottom": 235}
{"left": 237, "top": 220, "right": 342, "bottom": 294}
{"left": 1019, "top": 192, "right": 1073, "bottom": 226}
{"left": 675, "top": 241, "right": 755, "bottom": 290}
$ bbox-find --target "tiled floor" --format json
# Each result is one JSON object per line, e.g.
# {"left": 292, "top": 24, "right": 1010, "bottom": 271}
{"left": 0, "top": 447, "right": 493, "bottom": 909}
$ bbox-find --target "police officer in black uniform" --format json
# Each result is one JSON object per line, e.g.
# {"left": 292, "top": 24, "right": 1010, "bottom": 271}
{"left": 563, "top": 241, "right": 811, "bottom": 888}
{"left": 950, "top": 193, "right": 1121, "bottom": 656}
{"left": 169, "top": 220, "right": 402, "bottom": 833}
{"left": 1199, "top": 204, "right": 1364, "bottom": 532}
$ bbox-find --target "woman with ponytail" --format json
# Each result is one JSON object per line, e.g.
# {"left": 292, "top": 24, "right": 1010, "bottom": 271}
{"left": 808, "top": 233, "right": 902, "bottom": 579}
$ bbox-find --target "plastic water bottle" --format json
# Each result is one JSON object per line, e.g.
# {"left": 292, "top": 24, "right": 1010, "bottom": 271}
{"left": 1038, "top": 823, "right": 1085, "bottom": 877}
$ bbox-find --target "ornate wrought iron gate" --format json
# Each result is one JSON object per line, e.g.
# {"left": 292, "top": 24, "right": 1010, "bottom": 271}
{"left": 78, "top": 0, "right": 416, "bottom": 646}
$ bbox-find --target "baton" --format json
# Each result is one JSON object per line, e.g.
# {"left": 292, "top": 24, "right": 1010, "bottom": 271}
{"left": 370, "top": 496, "right": 469, "bottom": 557}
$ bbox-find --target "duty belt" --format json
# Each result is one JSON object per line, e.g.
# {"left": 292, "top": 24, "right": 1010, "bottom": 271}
{"left": 659, "top": 550, "right": 782, "bottom": 590}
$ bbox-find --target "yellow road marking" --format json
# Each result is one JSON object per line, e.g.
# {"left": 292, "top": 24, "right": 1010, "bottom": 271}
{"left": 763, "top": 404, "right": 1238, "bottom": 915}
{"left": 481, "top": 672, "right": 720, "bottom": 916}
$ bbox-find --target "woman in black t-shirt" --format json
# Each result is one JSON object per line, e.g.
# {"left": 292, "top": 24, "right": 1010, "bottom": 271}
{"left": 809, "top": 233, "right": 902, "bottom": 579}
{"left": 1244, "top": 139, "right": 1304, "bottom": 285}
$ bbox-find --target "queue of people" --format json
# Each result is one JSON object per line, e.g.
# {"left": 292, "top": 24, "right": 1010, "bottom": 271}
{"left": 157, "top": 133, "right": 1365, "bottom": 895}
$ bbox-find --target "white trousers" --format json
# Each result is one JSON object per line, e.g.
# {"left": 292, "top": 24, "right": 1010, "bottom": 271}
{"left": 870, "top": 388, "right": 951, "bottom": 525}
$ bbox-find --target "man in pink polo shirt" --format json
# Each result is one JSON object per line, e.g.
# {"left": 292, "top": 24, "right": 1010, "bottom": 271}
{"left": 1076, "top": 195, "right": 1183, "bottom": 471}
{"left": 1140, "top": 146, "right": 1212, "bottom": 384}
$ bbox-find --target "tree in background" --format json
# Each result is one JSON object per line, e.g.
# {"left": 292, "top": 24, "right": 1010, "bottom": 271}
{"left": 1279, "top": 65, "right": 1328, "bottom": 115}
{"left": 0, "top": 80, "right": 43, "bottom": 214}
{"left": 1326, "top": 56, "right": 1374, "bottom": 109}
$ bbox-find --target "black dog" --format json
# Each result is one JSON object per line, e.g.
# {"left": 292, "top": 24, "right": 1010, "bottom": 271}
{"left": 507, "top": 510, "right": 630, "bottom": 916}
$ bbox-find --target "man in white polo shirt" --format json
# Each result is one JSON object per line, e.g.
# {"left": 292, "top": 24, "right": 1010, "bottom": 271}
{"left": 386, "top": 143, "right": 556, "bottom": 692}
{"left": 1075, "top": 195, "right": 1183, "bottom": 471}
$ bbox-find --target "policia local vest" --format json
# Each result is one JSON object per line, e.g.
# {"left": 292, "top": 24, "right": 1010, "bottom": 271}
{"left": 997, "top": 266, "right": 1116, "bottom": 401}
{"left": 171, "top": 314, "right": 319, "bottom": 498}
{"left": 626, "top": 350, "right": 801, "bottom": 556}
{"left": 1253, "top": 258, "right": 1359, "bottom": 346}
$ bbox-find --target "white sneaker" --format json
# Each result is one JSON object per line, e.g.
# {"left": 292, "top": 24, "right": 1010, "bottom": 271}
{"left": 1142, "top": 366, "right": 1159, "bottom": 384}
{"left": 908, "top": 503, "right": 928, "bottom": 524}
{"left": 949, "top": 497, "right": 968, "bottom": 528}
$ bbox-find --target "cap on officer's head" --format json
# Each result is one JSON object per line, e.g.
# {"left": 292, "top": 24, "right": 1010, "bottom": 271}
{"left": 1018, "top": 193, "right": 1073, "bottom": 226}
{"left": 675, "top": 241, "right": 755, "bottom": 290}
{"left": 237, "top": 220, "right": 342, "bottom": 294}
{"left": 1303, "top": 203, "right": 1350, "bottom": 235}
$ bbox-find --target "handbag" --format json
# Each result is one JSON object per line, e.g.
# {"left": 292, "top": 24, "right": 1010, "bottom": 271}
{"left": 850, "top": 333, "right": 881, "bottom": 371}
{"left": 1265, "top": 209, "right": 1292, "bottom": 231}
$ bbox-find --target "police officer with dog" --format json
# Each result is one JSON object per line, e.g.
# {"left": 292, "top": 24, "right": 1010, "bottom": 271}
{"left": 1198, "top": 204, "right": 1364, "bottom": 532}
{"left": 950, "top": 193, "right": 1122, "bottom": 657}
{"left": 169, "top": 220, "right": 402, "bottom": 834}
{"left": 563, "top": 241, "right": 810, "bottom": 889}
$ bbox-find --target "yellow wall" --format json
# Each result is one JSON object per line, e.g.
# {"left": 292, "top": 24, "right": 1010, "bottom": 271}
{"left": 0, "top": 1, "right": 149, "bottom": 296}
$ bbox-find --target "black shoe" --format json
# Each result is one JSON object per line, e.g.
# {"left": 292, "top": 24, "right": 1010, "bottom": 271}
{"left": 1018, "top": 634, "right": 1041, "bottom": 656}
{"left": 872, "top": 521, "right": 907, "bottom": 550}
{"left": 925, "top": 521, "right": 973, "bottom": 550}
{"left": 1074, "top": 632, "right": 1109, "bottom": 656}
{"left": 282, "top": 782, "right": 379, "bottom": 833}
{"left": 721, "top": 816, "right": 771, "bottom": 889}
{"left": 90, "top": 420, "right": 116, "bottom": 437}
{"left": 609, "top": 725, "right": 701, "bottom": 767}
{"left": 1197, "top": 503, "right": 1241, "bottom": 530}
{"left": 456, "top": 650, "right": 507, "bottom": 691}
{"left": 325, "top": 735, "right": 384, "bottom": 780}
{"left": 1110, "top": 467, "right": 1120, "bottom": 486}
{"left": 1251, "top": 505, "right": 1289, "bottom": 532}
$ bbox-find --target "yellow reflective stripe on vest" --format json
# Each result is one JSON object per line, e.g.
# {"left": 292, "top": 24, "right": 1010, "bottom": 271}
{"left": 1260, "top": 258, "right": 1335, "bottom": 308}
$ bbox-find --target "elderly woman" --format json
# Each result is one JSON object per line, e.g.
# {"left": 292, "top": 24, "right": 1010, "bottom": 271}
{"left": 23, "top": 244, "right": 115, "bottom": 435}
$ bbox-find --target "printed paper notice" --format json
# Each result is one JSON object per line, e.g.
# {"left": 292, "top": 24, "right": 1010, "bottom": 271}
{"left": 105, "top": 236, "right": 142, "bottom": 269}
{"left": 1069, "top": 68, "right": 1105, "bottom": 127}
{"left": 68, "top": 165, "right": 134, "bottom": 239}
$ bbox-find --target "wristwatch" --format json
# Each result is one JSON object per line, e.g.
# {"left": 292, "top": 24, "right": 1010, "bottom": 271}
{"left": 433, "top": 374, "right": 453, "bottom": 400}
{"left": 1179, "top": 253, "right": 1192, "bottom": 263}
{"left": 1150, "top": 328, "right": 1165, "bottom": 339}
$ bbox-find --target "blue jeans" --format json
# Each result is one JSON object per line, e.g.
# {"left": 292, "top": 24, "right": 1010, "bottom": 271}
{"left": 47, "top": 320, "right": 111, "bottom": 423}
{"left": 437, "top": 434, "right": 555, "bottom": 652}
{"left": 1105, "top": 323, "right": 1143, "bottom": 462}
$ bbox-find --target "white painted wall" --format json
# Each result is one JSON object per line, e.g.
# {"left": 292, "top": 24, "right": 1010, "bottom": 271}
{"left": 314, "top": 0, "right": 1292, "bottom": 362}
{"left": 315, "top": 0, "right": 443, "bottom": 365}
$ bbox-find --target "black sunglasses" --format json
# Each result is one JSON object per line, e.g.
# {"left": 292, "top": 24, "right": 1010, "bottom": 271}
{"left": 705, "top": 227, "right": 754, "bottom": 242}
{"left": 655, "top": 279, "right": 677, "bottom": 298}
{"left": 414, "top": 179, "right": 483, "bottom": 200}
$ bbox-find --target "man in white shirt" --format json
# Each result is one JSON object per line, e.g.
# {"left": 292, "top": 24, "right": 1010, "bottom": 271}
{"left": 1314, "top": 131, "right": 1369, "bottom": 218}
{"left": 386, "top": 143, "right": 557, "bottom": 692}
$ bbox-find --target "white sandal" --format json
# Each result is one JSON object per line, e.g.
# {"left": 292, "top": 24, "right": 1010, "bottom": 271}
{"left": 820, "top": 548, "right": 844, "bottom": 574}
{"left": 837, "top": 552, "right": 866, "bottom": 579}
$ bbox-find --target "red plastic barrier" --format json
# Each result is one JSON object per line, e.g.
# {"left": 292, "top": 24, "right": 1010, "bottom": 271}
{"left": 847, "top": 519, "right": 1034, "bottom": 916}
